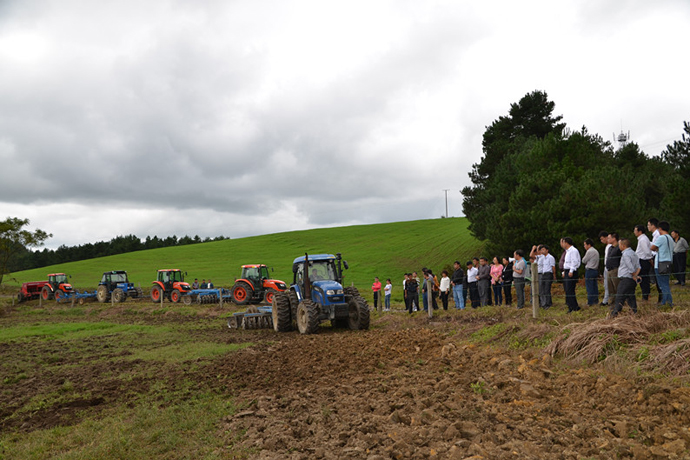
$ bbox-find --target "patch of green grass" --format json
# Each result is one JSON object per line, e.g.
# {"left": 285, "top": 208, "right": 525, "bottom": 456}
{"left": 0, "top": 394, "right": 240, "bottom": 460}
{"left": 127, "top": 342, "right": 252, "bottom": 363}
{"left": 470, "top": 323, "right": 508, "bottom": 342}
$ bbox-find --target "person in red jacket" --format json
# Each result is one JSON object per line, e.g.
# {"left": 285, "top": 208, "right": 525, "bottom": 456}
{"left": 372, "top": 277, "right": 382, "bottom": 311}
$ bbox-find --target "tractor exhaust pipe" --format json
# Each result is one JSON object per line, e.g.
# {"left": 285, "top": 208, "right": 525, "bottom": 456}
{"left": 303, "top": 253, "right": 311, "bottom": 300}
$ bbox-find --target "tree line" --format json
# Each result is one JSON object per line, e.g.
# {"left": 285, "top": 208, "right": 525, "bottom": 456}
{"left": 6, "top": 232, "right": 228, "bottom": 274}
{"left": 462, "top": 90, "right": 690, "bottom": 257}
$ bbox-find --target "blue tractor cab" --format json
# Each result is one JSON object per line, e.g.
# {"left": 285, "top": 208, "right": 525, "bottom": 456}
{"left": 271, "top": 253, "right": 370, "bottom": 334}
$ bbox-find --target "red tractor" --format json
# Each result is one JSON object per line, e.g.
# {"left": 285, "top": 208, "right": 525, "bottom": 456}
{"left": 150, "top": 269, "right": 191, "bottom": 303}
{"left": 230, "top": 264, "right": 287, "bottom": 305}
{"left": 40, "top": 273, "right": 74, "bottom": 301}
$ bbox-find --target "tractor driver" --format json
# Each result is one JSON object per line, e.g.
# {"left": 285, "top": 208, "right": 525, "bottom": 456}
{"left": 310, "top": 268, "right": 323, "bottom": 281}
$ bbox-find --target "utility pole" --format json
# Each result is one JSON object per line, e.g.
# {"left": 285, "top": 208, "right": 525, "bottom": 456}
{"left": 442, "top": 189, "right": 450, "bottom": 218}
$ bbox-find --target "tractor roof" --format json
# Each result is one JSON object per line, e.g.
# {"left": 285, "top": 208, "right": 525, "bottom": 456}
{"left": 105, "top": 270, "right": 127, "bottom": 274}
{"left": 241, "top": 264, "right": 267, "bottom": 268}
{"left": 48, "top": 273, "right": 67, "bottom": 276}
{"left": 157, "top": 269, "right": 182, "bottom": 272}
{"left": 292, "top": 254, "right": 336, "bottom": 264}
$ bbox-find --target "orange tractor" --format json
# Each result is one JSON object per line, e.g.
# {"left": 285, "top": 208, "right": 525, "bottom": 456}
{"left": 40, "top": 273, "right": 74, "bottom": 301}
{"left": 150, "top": 269, "right": 192, "bottom": 303}
{"left": 230, "top": 264, "right": 287, "bottom": 305}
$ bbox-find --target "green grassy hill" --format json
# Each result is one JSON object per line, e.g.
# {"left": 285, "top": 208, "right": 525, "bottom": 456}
{"left": 6, "top": 218, "right": 483, "bottom": 300}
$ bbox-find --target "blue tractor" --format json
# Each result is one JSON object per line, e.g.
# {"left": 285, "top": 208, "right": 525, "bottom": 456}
{"left": 271, "top": 253, "right": 370, "bottom": 334}
{"left": 96, "top": 270, "right": 143, "bottom": 303}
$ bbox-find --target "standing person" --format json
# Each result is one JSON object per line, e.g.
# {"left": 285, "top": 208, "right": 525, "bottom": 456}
{"left": 582, "top": 238, "right": 600, "bottom": 306}
{"left": 599, "top": 231, "right": 612, "bottom": 306}
{"left": 466, "top": 261, "right": 480, "bottom": 308}
{"left": 477, "top": 257, "right": 491, "bottom": 307}
{"left": 200, "top": 279, "right": 207, "bottom": 289}
{"left": 502, "top": 256, "right": 513, "bottom": 307}
{"left": 651, "top": 221, "right": 674, "bottom": 307}
{"left": 562, "top": 237, "right": 581, "bottom": 313}
{"left": 605, "top": 233, "right": 622, "bottom": 306}
{"left": 372, "top": 277, "right": 382, "bottom": 311}
{"left": 192, "top": 278, "right": 199, "bottom": 289}
{"left": 384, "top": 279, "right": 392, "bottom": 311}
{"left": 404, "top": 273, "right": 418, "bottom": 314}
{"left": 634, "top": 225, "right": 654, "bottom": 300}
{"left": 540, "top": 246, "right": 556, "bottom": 309}
{"left": 439, "top": 270, "right": 451, "bottom": 310}
{"left": 648, "top": 218, "right": 662, "bottom": 303}
{"left": 207, "top": 279, "right": 214, "bottom": 289}
{"left": 451, "top": 261, "right": 465, "bottom": 310}
{"left": 490, "top": 256, "right": 503, "bottom": 306}
{"left": 513, "top": 250, "right": 526, "bottom": 309}
{"left": 425, "top": 269, "right": 439, "bottom": 310}
{"left": 412, "top": 271, "right": 421, "bottom": 311}
{"left": 671, "top": 230, "right": 688, "bottom": 286}
{"left": 611, "top": 238, "right": 641, "bottom": 317}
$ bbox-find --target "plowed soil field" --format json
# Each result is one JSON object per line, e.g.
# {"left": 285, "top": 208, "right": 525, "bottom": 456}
{"left": 2, "top": 299, "right": 690, "bottom": 459}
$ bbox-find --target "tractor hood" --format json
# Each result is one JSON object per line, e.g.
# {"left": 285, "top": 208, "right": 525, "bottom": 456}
{"left": 312, "top": 279, "right": 342, "bottom": 292}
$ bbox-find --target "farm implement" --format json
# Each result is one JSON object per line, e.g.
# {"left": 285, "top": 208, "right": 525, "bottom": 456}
{"left": 54, "top": 290, "right": 98, "bottom": 304}
{"left": 182, "top": 288, "right": 233, "bottom": 305}
{"left": 227, "top": 305, "right": 273, "bottom": 329}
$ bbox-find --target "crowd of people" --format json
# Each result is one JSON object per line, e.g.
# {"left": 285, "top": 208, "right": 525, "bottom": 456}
{"left": 371, "top": 219, "right": 688, "bottom": 317}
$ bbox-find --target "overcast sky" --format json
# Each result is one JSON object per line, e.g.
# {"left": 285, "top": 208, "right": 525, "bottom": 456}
{"left": 1, "top": 0, "right": 688, "bottom": 249}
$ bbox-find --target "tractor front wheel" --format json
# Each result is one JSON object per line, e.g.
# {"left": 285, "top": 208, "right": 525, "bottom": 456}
{"left": 96, "top": 286, "right": 109, "bottom": 303}
{"left": 272, "top": 292, "right": 293, "bottom": 332}
{"left": 151, "top": 286, "right": 163, "bottom": 303}
{"left": 113, "top": 288, "right": 126, "bottom": 303}
{"left": 231, "top": 282, "right": 253, "bottom": 305}
{"left": 54, "top": 289, "right": 64, "bottom": 302}
{"left": 296, "top": 299, "right": 319, "bottom": 334}
{"left": 170, "top": 289, "right": 181, "bottom": 303}
{"left": 347, "top": 296, "right": 370, "bottom": 331}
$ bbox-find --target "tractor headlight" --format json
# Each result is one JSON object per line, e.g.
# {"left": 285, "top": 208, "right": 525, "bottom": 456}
{"left": 326, "top": 289, "right": 344, "bottom": 295}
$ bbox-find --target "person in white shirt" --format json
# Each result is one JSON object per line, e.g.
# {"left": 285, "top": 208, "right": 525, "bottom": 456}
{"left": 562, "top": 237, "right": 581, "bottom": 313}
{"left": 466, "top": 260, "right": 480, "bottom": 308}
{"left": 648, "top": 218, "right": 662, "bottom": 303}
{"left": 384, "top": 279, "right": 392, "bottom": 311}
{"left": 599, "top": 231, "right": 612, "bottom": 306}
{"left": 540, "top": 245, "right": 556, "bottom": 309}
{"left": 439, "top": 271, "right": 451, "bottom": 310}
{"left": 634, "top": 225, "right": 653, "bottom": 300}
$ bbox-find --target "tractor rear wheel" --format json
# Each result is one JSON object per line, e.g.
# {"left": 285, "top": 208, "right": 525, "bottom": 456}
{"left": 272, "top": 292, "right": 292, "bottom": 332}
{"left": 264, "top": 288, "right": 278, "bottom": 305}
{"left": 151, "top": 286, "right": 163, "bottom": 303}
{"left": 96, "top": 286, "right": 109, "bottom": 303}
{"left": 347, "top": 296, "right": 370, "bottom": 330}
{"left": 296, "top": 299, "right": 319, "bottom": 334}
{"left": 344, "top": 286, "right": 360, "bottom": 298}
{"left": 170, "top": 289, "right": 181, "bottom": 303}
{"left": 231, "top": 282, "right": 253, "bottom": 305}
{"left": 113, "top": 288, "right": 126, "bottom": 303}
{"left": 41, "top": 286, "right": 53, "bottom": 301}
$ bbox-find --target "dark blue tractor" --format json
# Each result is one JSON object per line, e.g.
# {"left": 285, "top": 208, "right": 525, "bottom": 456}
{"left": 271, "top": 253, "right": 370, "bottom": 334}
{"left": 96, "top": 270, "right": 143, "bottom": 303}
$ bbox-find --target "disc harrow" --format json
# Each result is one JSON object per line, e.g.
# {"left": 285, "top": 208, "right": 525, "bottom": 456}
{"left": 227, "top": 305, "right": 274, "bottom": 330}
